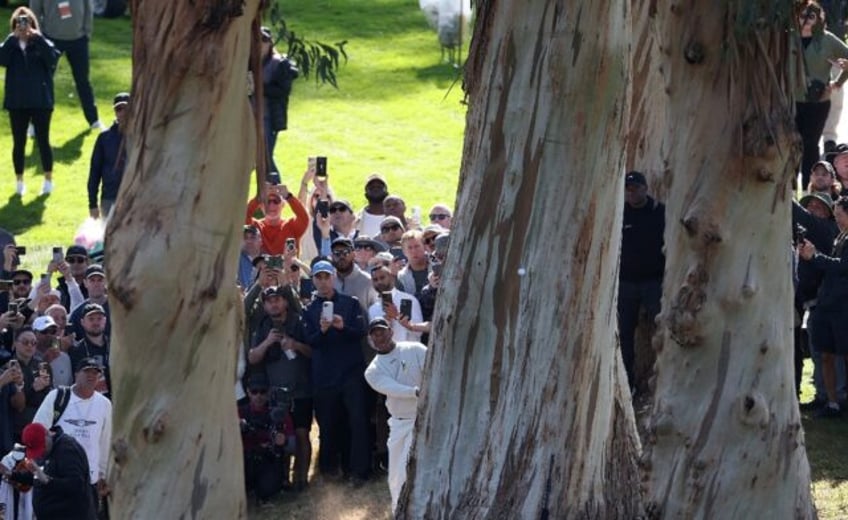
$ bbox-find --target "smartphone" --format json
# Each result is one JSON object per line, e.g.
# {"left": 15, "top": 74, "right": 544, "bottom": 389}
{"left": 52, "top": 246, "right": 63, "bottom": 264}
{"left": 317, "top": 199, "right": 329, "bottom": 219}
{"left": 321, "top": 301, "right": 334, "bottom": 322}
{"left": 400, "top": 299, "right": 412, "bottom": 318}
{"left": 431, "top": 262, "right": 444, "bottom": 277}
{"left": 7, "top": 302, "right": 19, "bottom": 314}
{"left": 286, "top": 238, "right": 297, "bottom": 253}
{"left": 299, "top": 278, "right": 315, "bottom": 299}
{"left": 380, "top": 292, "right": 393, "bottom": 308}
{"left": 316, "top": 156, "right": 328, "bottom": 179}
{"left": 14, "top": 246, "right": 25, "bottom": 256}
{"left": 38, "top": 362, "right": 50, "bottom": 379}
{"left": 8, "top": 359, "right": 19, "bottom": 370}
{"left": 268, "top": 255, "right": 284, "bottom": 270}
{"left": 17, "top": 16, "right": 28, "bottom": 28}
{"left": 40, "top": 273, "right": 49, "bottom": 284}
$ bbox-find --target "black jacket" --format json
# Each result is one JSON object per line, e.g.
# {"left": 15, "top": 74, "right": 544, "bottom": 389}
{"left": 33, "top": 428, "right": 96, "bottom": 520}
{"left": 809, "top": 230, "right": 848, "bottom": 312}
{"left": 262, "top": 53, "right": 298, "bottom": 131}
{"left": 0, "top": 33, "right": 60, "bottom": 110}
{"left": 620, "top": 196, "right": 666, "bottom": 282}
{"left": 303, "top": 291, "right": 366, "bottom": 390}
{"left": 88, "top": 122, "right": 126, "bottom": 208}
{"left": 792, "top": 200, "right": 839, "bottom": 307}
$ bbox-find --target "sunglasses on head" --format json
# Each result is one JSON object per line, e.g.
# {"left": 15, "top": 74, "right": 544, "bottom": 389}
{"left": 12, "top": 279, "right": 30, "bottom": 285}
{"left": 429, "top": 213, "right": 449, "bottom": 221}
{"left": 381, "top": 224, "right": 401, "bottom": 233}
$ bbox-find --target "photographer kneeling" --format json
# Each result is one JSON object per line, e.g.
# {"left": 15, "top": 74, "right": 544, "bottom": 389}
{"left": 798, "top": 196, "right": 848, "bottom": 418}
{"left": 238, "top": 375, "right": 294, "bottom": 502}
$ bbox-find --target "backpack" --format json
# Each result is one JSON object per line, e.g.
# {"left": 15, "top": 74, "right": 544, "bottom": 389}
{"left": 51, "top": 386, "right": 72, "bottom": 427}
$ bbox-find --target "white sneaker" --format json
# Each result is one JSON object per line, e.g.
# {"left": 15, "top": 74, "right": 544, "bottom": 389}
{"left": 90, "top": 121, "right": 106, "bottom": 132}
{"left": 41, "top": 180, "right": 52, "bottom": 195}
{"left": 27, "top": 123, "right": 35, "bottom": 138}
{"left": 15, "top": 181, "right": 25, "bottom": 196}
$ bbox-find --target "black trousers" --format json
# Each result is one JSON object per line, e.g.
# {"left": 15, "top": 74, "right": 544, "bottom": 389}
{"left": 244, "top": 451, "right": 286, "bottom": 501}
{"left": 618, "top": 278, "right": 662, "bottom": 389}
{"left": 9, "top": 109, "right": 53, "bottom": 175}
{"left": 313, "top": 374, "right": 371, "bottom": 479}
{"left": 796, "top": 100, "right": 831, "bottom": 189}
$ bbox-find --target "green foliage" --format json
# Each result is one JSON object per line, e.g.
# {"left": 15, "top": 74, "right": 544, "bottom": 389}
{"left": 268, "top": 2, "right": 347, "bottom": 87}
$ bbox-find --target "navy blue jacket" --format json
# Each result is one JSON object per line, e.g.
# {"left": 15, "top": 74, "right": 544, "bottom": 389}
{"left": 262, "top": 53, "right": 298, "bottom": 131}
{"left": 88, "top": 122, "right": 126, "bottom": 208}
{"left": 620, "top": 196, "right": 666, "bottom": 282}
{"left": 0, "top": 33, "right": 60, "bottom": 110}
{"left": 302, "top": 291, "right": 366, "bottom": 389}
{"left": 792, "top": 200, "right": 839, "bottom": 307}
{"left": 810, "top": 230, "right": 848, "bottom": 312}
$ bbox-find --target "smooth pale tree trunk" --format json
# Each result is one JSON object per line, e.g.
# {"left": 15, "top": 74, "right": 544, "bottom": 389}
{"left": 643, "top": 3, "right": 815, "bottom": 518}
{"left": 104, "top": 1, "right": 260, "bottom": 517}
{"left": 397, "top": 2, "right": 643, "bottom": 518}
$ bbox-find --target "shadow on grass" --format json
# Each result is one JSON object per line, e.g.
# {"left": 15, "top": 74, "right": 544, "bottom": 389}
{"left": 414, "top": 63, "right": 464, "bottom": 91}
{"left": 53, "top": 129, "right": 89, "bottom": 165}
{"left": 0, "top": 194, "right": 49, "bottom": 236}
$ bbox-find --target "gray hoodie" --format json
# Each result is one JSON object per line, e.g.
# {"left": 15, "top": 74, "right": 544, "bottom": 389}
{"left": 31, "top": 0, "right": 92, "bottom": 41}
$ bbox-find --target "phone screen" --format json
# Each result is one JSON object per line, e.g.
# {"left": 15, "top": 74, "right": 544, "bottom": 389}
{"left": 52, "top": 246, "right": 63, "bottom": 264}
{"left": 400, "top": 299, "right": 412, "bottom": 318}
{"left": 316, "top": 157, "right": 328, "bottom": 178}
{"left": 317, "top": 199, "right": 329, "bottom": 218}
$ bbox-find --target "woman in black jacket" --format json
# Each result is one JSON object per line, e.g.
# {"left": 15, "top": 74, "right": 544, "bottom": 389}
{"left": 260, "top": 27, "right": 299, "bottom": 175}
{"left": 0, "top": 7, "right": 60, "bottom": 197}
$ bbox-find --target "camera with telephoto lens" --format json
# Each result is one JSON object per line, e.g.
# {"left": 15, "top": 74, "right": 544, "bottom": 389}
{"left": 16, "top": 16, "right": 29, "bottom": 29}
{"left": 269, "top": 386, "right": 295, "bottom": 455}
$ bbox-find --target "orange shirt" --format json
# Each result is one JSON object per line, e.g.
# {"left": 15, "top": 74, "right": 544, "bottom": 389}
{"left": 245, "top": 195, "right": 310, "bottom": 255}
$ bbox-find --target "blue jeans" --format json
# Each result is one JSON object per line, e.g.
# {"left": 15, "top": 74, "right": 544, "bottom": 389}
{"left": 50, "top": 36, "right": 99, "bottom": 125}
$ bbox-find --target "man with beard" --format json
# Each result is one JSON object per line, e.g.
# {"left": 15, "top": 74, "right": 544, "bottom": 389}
{"left": 56, "top": 245, "right": 90, "bottom": 313}
{"left": 302, "top": 261, "right": 370, "bottom": 485}
{"left": 331, "top": 238, "right": 377, "bottom": 314}
{"left": 88, "top": 93, "right": 129, "bottom": 219}
{"left": 67, "top": 265, "right": 109, "bottom": 340}
{"left": 368, "top": 263, "right": 422, "bottom": 343}
{"left": 248, "top": 286, "right": 312, "bottom": 491}
{"left": 363, "top": 318, "right": 426, "bottom": 513}
{"left": 357, "top": 174, "right": 390, "bottom": 238}
{"left": 69, "top": 304, "right": 111, "bottom": 399}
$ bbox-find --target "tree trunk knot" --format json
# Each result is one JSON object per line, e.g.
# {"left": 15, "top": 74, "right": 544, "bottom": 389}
{"left": 737, "top": 393, "right": 769, "bottom": 427}
{"left": 113, "top": 438, "right": 129, "bottom": 466}
{"left": 143, "top": 414, "right": 169, "bottom": 443}
{"left": 684, "top": 42, "right": 705, "bottom": 64}
{"left": 667, "top": 265, "right": 708, "bottom": 346}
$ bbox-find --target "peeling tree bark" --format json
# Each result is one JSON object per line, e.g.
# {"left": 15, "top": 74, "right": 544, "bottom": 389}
{"left": 643, "top": 3, "right": 814, "bottom": 518}
{"left": 396, "top": 2, "right": 643, "bottom": 518}
{"left": 104, "top": 1, "right": 260, "bottom": 517}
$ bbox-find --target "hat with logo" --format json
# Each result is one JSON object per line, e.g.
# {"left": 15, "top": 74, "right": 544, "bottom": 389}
{"left": 32, "top": 315, "right": 57, "bottom": 333}
{"left": 311, "top": 260, "right": 336, "bottom": 277}
{"left": 21, "top": 423, "right": 48, "bottom": 460}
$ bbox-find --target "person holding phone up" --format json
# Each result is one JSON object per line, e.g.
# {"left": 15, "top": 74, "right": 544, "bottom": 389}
{"left": 245, "top": 183, "right": 310, "bottom": 256}
{"left": 0, "top": 7, "right": 60, "bottom": 196}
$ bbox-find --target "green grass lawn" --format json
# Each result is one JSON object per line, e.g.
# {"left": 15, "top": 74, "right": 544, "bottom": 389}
{"left": 0, "top": 0, "right": 466, "bottom": 264}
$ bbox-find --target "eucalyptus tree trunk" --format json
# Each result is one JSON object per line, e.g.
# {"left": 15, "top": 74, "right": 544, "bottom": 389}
{"left": 396, "top": 1, "right": 643, "bottom": 518}
{"left": 643, "top": 2, "right": 814, "bottom": 518}
{"left": 104, "top": 1, "right": 260, "bottom": 517}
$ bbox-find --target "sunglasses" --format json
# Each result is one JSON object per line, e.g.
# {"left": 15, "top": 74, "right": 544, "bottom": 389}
{"left": 381, "top": 224, "right": 401, "bottom": 233}
{"left": 329, "top": 206, "right": 348, "bottom": 214}
{"left": 423, "top": 236, "right": 436, "bottom": 246}
{"left": 429, "top": 214, "right": 449, "bottom": 221}
{"left": 65, "top": 256, "right": 87, "bottom": 264}
{"left": 249, "top": 388, "right": 268, "bottom": 395}
{"left": 12, "top": 279, "right": 30, "bottom": 285}
{"left": 266, "top": 198, "right": 282, "bottom": 205}
{"left": 332, "top": 249, "right": 352, "bottom": 257}
{"left": 355, "top": 244, "right": 375, "bottom": 251}
{"left": 17, "top": 339, "right": 37, "bottom": 346}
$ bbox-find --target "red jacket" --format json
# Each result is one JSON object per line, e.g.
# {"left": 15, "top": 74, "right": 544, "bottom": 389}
{"left": 245, "top": 195, "right": 309, "bottom": 255}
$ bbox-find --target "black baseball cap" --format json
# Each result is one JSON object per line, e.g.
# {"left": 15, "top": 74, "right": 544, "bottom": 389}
{"left": 368, "top": 317, "right": 390, "bottom": 331}
{"left": 625, "top": 171, "right": 647, "bottom": 187}
{"left": 113, "top": 92, "right": 130, "bottom": 107}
